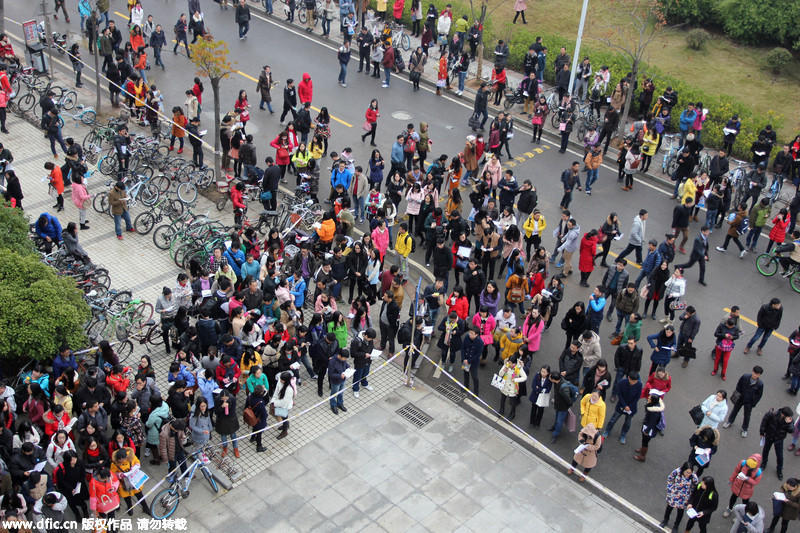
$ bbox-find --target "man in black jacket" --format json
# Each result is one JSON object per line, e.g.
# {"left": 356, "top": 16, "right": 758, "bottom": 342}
{"left": 472, "top": 83, "right": 489, "bottom": 131}
{"left": 596, "top": 106, "right": 619, "bottom": 155}
{"left": 558, "top": 341, "right": 583, "bottom": 386}
{"left": 310, "top": 332, "right": 338, "bottom": 397}
{"left": 431, "top": 238, "right": 453, "bottom": 294}
{"left": 709, "top": 149, "right": 730, "bottom": 186}
{"left": 378, "top": 292, "right": 400, "bottom": 354}
{"left": 438, "top": 311, "right": 466, "bottom": 373}
{"left": 677, "top": 306, "right": 701, "bottom": 367}
{"left": 463, "top": 259, "right": 485, "bottom": 314}
{"left": 760, "top": 406, "right": 794, "bottom": 480}
{"left": 280, "top": 78, "right": 297, "bottom": 124}
{"left": 676, "top": 226, "right": 710, "bottom": 285}
{"left": 744, "top": 298, "right": 783, "bottom": 356}
{"left": 295, "top": 102, "right": 312, "bottom": 144}
{"left": 261, "top": 156, "right": 281, "bottom": 210}
{"left": 613, "top": 337, "right": 642, "bottom": 388}
{"left": 350, "top": 328, "right": 376, "bottom": 397}
{"left": 235, "top": 0, "right": 251, "bottom": 39}
{"left": 73, "top": 377, "right": 111, "bottom": 416}
{"left": 239, "top": 135, "right": 258, "bottom": 183}
{"left": 671, "top": 198, "right": 693, "bottom": 253}
{"left": 356, "top": 27, "right": 373, "bottom": 73}
{"left": 723, "top": 365, "right": 764, "bottom": 438}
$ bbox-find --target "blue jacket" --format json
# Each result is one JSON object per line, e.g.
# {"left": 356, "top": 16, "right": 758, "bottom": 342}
{"left": 36, "top": 213, "right": 62, "bottom": 242}
{"left": 168, "top": 364, "right": 196, "bottom": 388}
{"left": 529, "top": 374, "right": 553, "bottom": 402}
{"left": 328, "top": 356, "right": 349, "bottom": 386}
{"left": 368, "top": 158, "right": 384, "bottom": 184}
{"left": 197, "top": 376, "right": 216, "bottom": 409}
{"left": 240, "top": 260, "right": 260, "bottom": 282}
{"left": 52, "top": 353, "right": 77, "bottom": 379}
{"left": 679, "top": 109, "right": 697, "bottom": 133}
{"left": 339, "top": 0, "right": 355, "bottom": 16}
{"left": 640, "top": 248, "right": 662, "bottom": 275}
{"left": 613, "top": 378, "right": 642, "bottom": 415}
{"left": 78, "top": 0, "right": 92, "bottom": 17}
{"left": 390, "top": 141, "right": 404, "bottom": 164}
{"left": 288, "top": 275, "right": 306, "bottom": 308}
{"left": 461, "top": 335, "right": 484, "bottom": 367}
{"left": 331, "top": 167, "right": 353, "bottom": 191}
{"left": 224, "top": 247, "right": 246, "bottom": 278}
{"left": 587, "top": 296, "right": 606, "bottom": 327}
{"left": 648, "top": 332, "right": 676, "bottom": 367}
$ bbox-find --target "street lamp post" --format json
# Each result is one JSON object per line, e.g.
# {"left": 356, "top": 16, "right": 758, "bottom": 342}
{"left": 567, "top": 0, "right": 589, "bottom": 99}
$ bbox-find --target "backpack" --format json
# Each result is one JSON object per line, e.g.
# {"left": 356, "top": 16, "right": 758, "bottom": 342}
{"left": 397, "top": 321, "right": 412, "bottom": 345}
{"left": 243, "top": 405, "right": 259, "bottom": 427}
{"left": 403, "top": 133, "right": 416, "bottom": 153}
{"left": 630, "top": 155, "right": 641, "bottom": 169}
{"left": 561, "top": 381, "right": 580, "bottom": 406}
{"left": 737, "top": 216, "right": 750, "bottom": 235}
{"left": 406, "top": 233, "right": 416, "bottom": 253}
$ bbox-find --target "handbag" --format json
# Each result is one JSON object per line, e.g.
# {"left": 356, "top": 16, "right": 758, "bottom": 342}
{"left": 362, "top": 120, "right": 372, "bottom": 132}
{"left": 730, "top": 390, "right": 742, "bottom": 404}
{"left": 669, "top": 299, "right": 687, "bottom": 311}
{"left": 566, "top": 408, "right": 577, "bottom": 432}
{"left": 268, "top": 403, "right": 275, "bottom": 417}
{"left": 490, "top": 373, "right": 504, "bottom": 390}
{"left": 689, "top": 405, "right": 704, "bottom": 426}
{"left": 243, "top": 406, "right": 259, "bottom": 427}
{"left": 610, "top": 334, "right": 622, "bottom": 346}
{"left": 639, "top": 284, "right": 650, "bottom": 299}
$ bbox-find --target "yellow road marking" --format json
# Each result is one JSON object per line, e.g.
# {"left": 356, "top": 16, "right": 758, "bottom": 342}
{"left": 723, "top": 308, "right": 789, "bottom": 343}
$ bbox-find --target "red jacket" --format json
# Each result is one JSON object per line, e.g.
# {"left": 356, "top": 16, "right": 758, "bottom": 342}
{"left": 105, "top": 368, "right": 131, "bottom": 395}
{"left": 641, "top": 372, "right": 672, "bottom": 398}
{"left": 446, "top": 294, "right": 469, "bottom": 320}
{"left": 89, "top": 474, "right": 121, "bottom": 514}
{"left": 769, "top": 215, "right": 790, "bottom": 243}
{"left": 578, "top": 234, "right": 598, "bottom": 273}
{"left": 43, "top": 410, "right": 71, "bottom": 438}
{"left": 270, "top": 135, "right": 291, "bottom": 165}
{"left": 365, "top": 107, "right": 378, "bottom": 124}
{"left": 230, "top": 186, "right": 246, "bottom": 210}
{"left": 215, "top": 362, "right": 242, "bottom": 393}
{"left": 298, "top": 74, "right": 313, "bottom": 104}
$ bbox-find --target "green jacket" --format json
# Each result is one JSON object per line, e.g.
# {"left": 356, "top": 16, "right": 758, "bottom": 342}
{"left": 246, "top": 373, "right": 269, "bottom": 395}
{"left": 749, "top": 203, "right": 771, "bottom": 228}
{"left": 327, "top": 321, "right": 348, "bottom": 349}
{"left": 622, "top": 320, "right": 642, "bottom": 343}
{"left": 454, "top": 18, "right": 469, "bottom": 34}
{"left": 96, "top": 0, "right": 110, "bottom": 12}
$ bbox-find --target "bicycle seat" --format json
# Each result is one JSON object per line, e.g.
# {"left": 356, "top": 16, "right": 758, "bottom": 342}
{"left": 145, "top": 319, "right": 156, "bottom": 326}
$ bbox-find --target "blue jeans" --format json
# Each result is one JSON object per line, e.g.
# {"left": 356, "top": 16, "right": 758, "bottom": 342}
{"left": 383, "top": 66, "right": 391, "bottom": 86}
{"left": 352, "top": 364, "right": 370, "bottom": 391}
{"left": 259, "top": 98, "right": 274, "bottom": 112}
{"left": 354, "top": 195, "right": 365, "bottom": 220}
{"left": 153, "top": 46, "right": 164, "bottom": 67}
{"left": 634, "top": 269, "right": 648, "bottom": 289}
{"left": 427, "top": 307, "right": 440, "bottom": 329}
{"left": 585, "top": 168, "right": 599, "bottom": 192}
{"left": 672, "top": 176, "right": 682, "bottom": 197}
{"left": 614, "top": 368, "right": 627, "bottom": 387}
{"left": 792, "top": 375, "right": 800, "bottom": 392}
{"left": 614, "top": 309, "right": 629, "bottom": 335}
{"left": 552, "top": 409, "right": 568, "bottom": 438}
{"left": 747, "top": 327, "right": 774, "bottom": 350}
{"left": 239, "top": 21, "right": 249, "bottom": 38}
{"left": 330, "top": 381, "right": 345, "bottom": 407}
{"left": 138, "top": 68, "right": 148, "bottom": 86}
{"left": 321, "top": 17, "right": 331, "bottom": 35}
{"left": 604, "top": 410, "right": 633, "bottom": 438}
{"left": 220, "top": 432, "right": 239, "bottom": 450}
{"left": 100, "top": 10, "right": 109, "bottom": 26}
{"left": 113, "top": 211, "right": 133, "bottom": 236}
{"left": 458, "top": 71, "right": 467, "bottom": 92}
{"left": 264, "top": 0, "right": 273, "bottom": 13}
{"left": 745, "top": 226, "right": 762, "bottom": 249}
{"left": 705, "top": 209, "right": 717, "bottom": 233}
{"left": 338, "top": 62, "right": 347, "bottom": 84}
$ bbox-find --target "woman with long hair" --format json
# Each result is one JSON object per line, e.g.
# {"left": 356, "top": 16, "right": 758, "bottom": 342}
{"left": 234, "top": 89, "right": 250, "bottom": 135}
{"left": 596, "top": 212, "right": 620, "bottom": 268}
{"left": 269, "top": 371, "right": 295, "bottom": 439}
{"left": 361, "top": 99, "right": 379, "bottom": 146}
{"left": 270, "top": 130, "right": 292, "bottom": 183}
{"left": 314, "top": 107, "right": 331, "bottom": 155}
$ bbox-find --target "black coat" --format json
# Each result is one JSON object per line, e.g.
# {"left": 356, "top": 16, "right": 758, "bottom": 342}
{"left": 517, "top": 189, "right": 537, "bottom": 214}
{"left": 760, "top": 410, "right": 793, "bottom": 441}
{"left": 733, "top": 374, "right": 763, "bottom": 406}
{"left": 262, "top": 164, "right": 282, "bottom": 192}
{"left": 613, "top": 345, "right": 643, "bottom": 376}
{"left": 350, "top": 334, "right": 374, "bottom": 369}
{"left": 379, "top": 300, "right": 400, "bottom": 329}
{"left": 558, "top": 348, "right": 583, "bottom": 386}
{"left": 756, "top": 304, "right": 782, "bottom": 330}
{"left": 686, "top": 483, "right": 719, "bottom": 517}
{"left": 437, "top": 319, "right": 466, "bottom": 351}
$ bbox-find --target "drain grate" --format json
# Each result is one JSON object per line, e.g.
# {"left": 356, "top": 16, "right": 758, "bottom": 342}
{"left": 435, "top": 382, "right": 465, "bottom": 404}
{"left": 396, "top": 403, "right": 433, "bottom": 428}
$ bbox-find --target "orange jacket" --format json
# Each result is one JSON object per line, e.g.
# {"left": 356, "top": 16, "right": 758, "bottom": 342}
{"left": 106, "top": 368, "right": 131, "bottom": 395}
{"left": 49, "top": 167, "right": 64, "bottom": 195}
{"left": 316, "top": 219, "right": 336, "bottom": 242}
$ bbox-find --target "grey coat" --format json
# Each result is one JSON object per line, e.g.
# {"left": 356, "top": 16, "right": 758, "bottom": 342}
{"left": 62, "top": 230, "right": 88, "bottom": 259}
{"left": 628, "top": 215, "right": 645, "bottom": 246}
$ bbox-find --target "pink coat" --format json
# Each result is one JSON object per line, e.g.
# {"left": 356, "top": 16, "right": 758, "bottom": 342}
{"left": 71, "top": 182, "right": 90, "bottom": 210}
{"left": 372, "top": 226, "right": 390, "bottom": 260}
{"left": 471, "top": 313, "right": 496, "bottom": 346}
{"left": 522, "top": 315, "right": 544, "bottom": 352}
{"left": 769, "top": 215, "right": 790, "bottom": 243}
{"left": 482, "top": 160, "right": 502, "bottom": 189}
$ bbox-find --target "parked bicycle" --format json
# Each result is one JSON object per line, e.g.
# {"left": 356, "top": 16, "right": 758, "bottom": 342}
{"left": 660, "top": 134, "right": 681, "bottom": 175}
{"left": 150, "top": 448, "right": 220, "bottom": 519}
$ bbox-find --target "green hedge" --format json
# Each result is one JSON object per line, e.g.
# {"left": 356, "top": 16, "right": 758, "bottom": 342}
{"left": 377, "top": 0, "right": 784, "bottom": 160}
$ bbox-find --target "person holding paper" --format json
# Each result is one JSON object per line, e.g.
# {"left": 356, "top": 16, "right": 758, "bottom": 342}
{"left": 350, "top": 328, "right": 377, "bottom": 398}
{"left": 53, "top": 450, "right": 89, "bottom": 520}
{"left": 723, "top": 454, "right": 763, "bottom": 518}
{"left": 759, "top": 407, "right": 794, "bottom": 481}
{"left": 328, "top": 350, "right": 351, "bottom": 415}
{"left": 110, "top": 447, "right": 151, "bottom": 516}
{"left": 687, "top": 426, "right": 719, "bottom": 475}
{"left": 567, "top": 423, "right": 601, "bottom": 482}
{"left": 633, "top": 391, "right": 665, "bottom": 463}
{"left": 768, "top": 478, "right": 800, "bottom": 533}
{"left": 683, "top": 477, "right": 719, "bottom": 533}
{"left": 660, "top": 462, "right": 698, "bottom": 531}
{"left": 46, "top": 429, "right": 76, "bottom": 469}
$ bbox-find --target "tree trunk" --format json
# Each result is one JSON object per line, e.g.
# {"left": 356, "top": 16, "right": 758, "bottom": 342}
{"left": 212, "top": 78, "right": 221, "bottom": 183}
{"left": 474, "top": 2, "right": 487, "bottom": 80}
{"left": 618, "top": 59, "right": 638, "bottom": 140}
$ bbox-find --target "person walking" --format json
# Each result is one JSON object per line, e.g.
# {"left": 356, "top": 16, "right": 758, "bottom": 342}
{"left": 715, "top": 202, "right": 749, "bottom": 258}
{"left": 744, "top": 299, "right": 783, "bottom": 356}
{"left": 173, "top": 14, "right": 190, "bottom": 57}
{"left": 723, "top": 454, "right": 763, "bottom": 517}
{"left": 529, "top": 365, "right": 552, "bottom": 427}
{"left": 235, "top": 0, "right": 251, "bottom": 39}
{"left": 723, "top": 366, "right": 763, "bottom": 438}
{"left": 462, "top": 326, "right": 484, "bottom": 396}
{"left": 559, "top": 162, "right": 582, "bottom": 210}
{"left": 759, "top": 406, "right": 794, "bottom": 480}
{"left": 675, "top": 226, "right": 710, "bottom": 286}
{"left": 337, "top": 41, "right": 351, "bottom": 87}
{"left": 659, "top": 462, "right": 698, "bottom": 531}
{"left": 632, "top": 389, "right": 665, "bottom": 462}
{"left": 647, "top": 325, "right": 676, "bottom": 375}
{"left": 617, "top": 210, "right": 648, "bottom": 264}
{"left": 602, "top": 371, "right": 642, "bottom": 444}
{"left": 361, "top": 99, "right": 379, "bottom": 146}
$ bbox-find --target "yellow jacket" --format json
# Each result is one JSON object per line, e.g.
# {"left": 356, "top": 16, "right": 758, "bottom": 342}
{"left": 681, "top": 177, "right": 697, "bottom": 206}
{"left": 641, "top": 132, "right": 660, "bottom": 156}
{"left": 522, "top": 213, "right": 546, "bottom": 238}
{"left": 240, "top": 351, "right": 263, "bottom": 376}
{"left": 499, "top": 331, "right": 524, "bottom": 360}
{"left": 110, "top": 447, "right": 142, "bottom": 499}
{"left": 310, "top": 143, "right": 324, "bottom": 160}
{"left": 394, "top": 231, "right": 413, "bottom": 257}
{"left": 580, "top": 394, "right": 606, "bottom": 430}
{"left": 292, "top": 149, "right": 312, "bottom": 169}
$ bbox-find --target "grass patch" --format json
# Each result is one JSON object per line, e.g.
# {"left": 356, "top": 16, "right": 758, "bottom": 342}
{"left": 481, "top": 0, "right": 799, "bottom": 140}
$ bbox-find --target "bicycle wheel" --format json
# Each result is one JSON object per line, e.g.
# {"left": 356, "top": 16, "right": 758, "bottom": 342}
{"left": 17, "top": 92, "right": 36, "bottom": 114}
{"left": 298, "top": 7, "right": 307, "bottom": 23}
{"left": 134, "top": 212, "right": 156, "bottom": 235}
{"left": 173, "top": 243, "right": 193, "bottom": 269}
{"left": 60, "top": 91, "right": 77, "bottom": 110}
{"left": 110, "top": 290, "right": 133, "bottom": 310}
{"left": 150, "top": 488, "right": 180, "bottom": 520}
{"left": 791, "top": 272, "right": 800, "bottom": 294}
{"left": 401, "top": 33, "right": 411, "bottom": 51}
{"left": 576, "top": 119, "right": 586, "bottom": 141}
{"left": 81, "top": 109, "right": 97, "bottom": 126}
{"left": 755, "top": 254, "right": 778, "bottom": 276}
{"left": 93, "top": 270, "right": 111, "bottom": 289}
{"left": 177, "top": 182, "right": 198, "bottom": 204}
{"left": 202, "top": 467, "right": 219, "bottom": 493}
{"left": 147, "top": 324, "right": 165, "bottom": 346}
{"left": 99, "top": 154, "right": 118, "bottom": 176}
{"left": 152, "top": 175, "right": 171, "bottom": 194}
{"left": 132, "top": 302, "right": 154, "bottom": 329}
{"left": 92, "top": 192, "right": 109, "bottom": 214}
{"left": 667, "top": 158, "right": 678, "bottom": 177}
{"left": 86, "top": 317, "right": 109, "bottom": 339}
{"left": 152, "top": 224, "right": 175, "bottom": 250}
{"left": 140, "top": 183, "right": 160, "bottom": 207}
{"left": 216, "top": 196, "right": 228, "bottom": 211}
{"left": 116, "top": 340, "right": 134, "bottom": 362}
{"left": 167, "top": 199, "right": 185, "bottom": 219}
{"left": 550, "top": 113, "right": 560, "bottom": 129}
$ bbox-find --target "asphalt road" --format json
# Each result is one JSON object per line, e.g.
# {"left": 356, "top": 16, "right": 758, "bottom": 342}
{"left": 6, "top": 2, "right": 800, "bottom": 530}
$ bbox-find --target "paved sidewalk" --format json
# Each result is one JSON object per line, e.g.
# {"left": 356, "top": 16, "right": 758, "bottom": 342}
{"left": 175, "top": 381, "right": 651, "bottom": 533}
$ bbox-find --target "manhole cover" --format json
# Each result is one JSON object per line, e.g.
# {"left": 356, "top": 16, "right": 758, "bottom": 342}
{"left": 396, "top": 403, "right": 433, "bottom": 428}
{"left": 391, "top": 110, "right": 413, "bottom": 120}
{"left": 435, "top": 382, "right": 464, "bottom": 404}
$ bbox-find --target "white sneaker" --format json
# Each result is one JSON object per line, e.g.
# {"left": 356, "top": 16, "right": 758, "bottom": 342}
{"left": 381, "top": 83, "right": 389, "bottom": 88}
{"left": 722, "top": 422, "right": 731, "bottom": 429}
{"left": 341, "top": 83, "right": 347, "bottom": 88}
{"left": 715, "top": 246, "right": 726, "bottom": 253}
{"left": 741, "top": 430, "right": 748, "bottom": 438}
{"left": 365, "top": 385, "right": 374, "bottom": 391}
{"left": 144, "top": 447, "right": 151, "bottom": 457}
{"left": 739, "top": 249, "right": 747, "bottom": 258}
{"left": 353, "top": 390, "right": 360, "bottom": 398}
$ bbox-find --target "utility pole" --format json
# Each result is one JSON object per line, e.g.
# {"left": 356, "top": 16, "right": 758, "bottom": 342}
{"left": 93, "top": 37, "right": 101, "bottom": 113}
{"left": 568, "top": 0, "right": 589, "bottom": 98}
{"left": 0, "top": 0, "right": 6, "bottom": 34}
{"left": 40, "top": 0, "right": 55, "bottom": 78}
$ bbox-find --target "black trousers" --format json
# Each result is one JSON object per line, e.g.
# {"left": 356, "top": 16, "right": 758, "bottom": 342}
{"left": 314, "top": 359, "right": 328, "bottom": 396}
{"left": 280, "top": 102, "right": 297, "bottom": 123}
{"left": 379, "top": 322, "right": 397, "bottom": 352}
{"left": 463, "top": 364, "right": 479, "bottom": 395}
{"left": 676, "top": 253, "right": 706, "bottom": 283}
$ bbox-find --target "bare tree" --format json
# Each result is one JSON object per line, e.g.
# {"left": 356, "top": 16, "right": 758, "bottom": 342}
{"left": 594, "top": 0, "right": 666, "bottom": 138}
{"left": 466, "top": 0, "right": 511, "bottom": 80}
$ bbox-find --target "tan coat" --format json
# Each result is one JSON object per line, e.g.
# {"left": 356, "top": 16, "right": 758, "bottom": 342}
{"left": 584, "top": 151, "right": 602, "bottom": 170}
{"left": 464, "top": 140, "right": 477, "bottom": 171}
{"left": 572, "top": 423, "right": 601, "bottom": 469}
{"left": 108, "top": 186, "right": 128, "bottom": 215}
